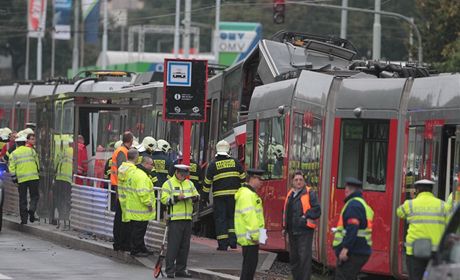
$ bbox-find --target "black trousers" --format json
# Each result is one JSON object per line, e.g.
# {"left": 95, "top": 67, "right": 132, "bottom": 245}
{"left": 289, "top": 230, "right": 314, "bottom": 280}
{"left": 241, "top": 245, "right": 259, "bottom": 280}
{"left": 166, "top": 220, "right": 192, "bottom": 276}
{"left": 18, "top": 180, "right": 40, "bottom": 223}
{"left": 334, "top": 254, "right": 370, "bottom": 280}
{"left": 406, "top": 255, "right": 429, "bottom": 280}
{"left": 113, "top": 199, "right": 132, "bottom": 250}
{"left": 213, "top": 195, "right": 236, "bottom": 249}
{"left": 130, "top": 220, "right": 148, "bottom": 254}
{"left": 53, "top": 180, "right": 71, "bottom": 220}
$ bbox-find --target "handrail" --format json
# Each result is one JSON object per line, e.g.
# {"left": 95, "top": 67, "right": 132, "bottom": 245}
{"left": 72, "top": 174, "right": 163, "bottom": 221}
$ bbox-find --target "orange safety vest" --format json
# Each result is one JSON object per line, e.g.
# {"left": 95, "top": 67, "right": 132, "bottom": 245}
{"left": 110, "top": 145, "right": 128, "bottom": 186}
{"left": 282, "top": 187, "right": 317, "bottom": 229}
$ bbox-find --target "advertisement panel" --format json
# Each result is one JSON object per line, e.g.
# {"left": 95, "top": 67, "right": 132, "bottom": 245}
{"left": 28, "top": 0, "right": 48, "bottom": 38}
{"left": 53, "top": 0, "right": 72, "bottom": 40}
{"left": 163, "top": 59, "right": 208, "bottom": 122}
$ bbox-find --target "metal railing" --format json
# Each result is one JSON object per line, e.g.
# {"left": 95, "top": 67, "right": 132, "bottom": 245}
{"left": 71, "top": 174, "right": 166, "bottom": 249}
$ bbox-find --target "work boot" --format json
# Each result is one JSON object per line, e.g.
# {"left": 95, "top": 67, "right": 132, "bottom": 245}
{"left": 175, "top": 271, "right": 192, "bottom": 278}
{"left": 28, "top": 211, "right": 37, "bottom": 223}
{"left": 216, "top": 246, "right": 227, "bottom": 251}
{"left": 130, "top": 251, "right": 149, "bottom": 257}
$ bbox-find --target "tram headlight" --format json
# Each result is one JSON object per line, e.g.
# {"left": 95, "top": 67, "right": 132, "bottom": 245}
{"left": 353, "top": 107, "right": 362, "bottom": 118}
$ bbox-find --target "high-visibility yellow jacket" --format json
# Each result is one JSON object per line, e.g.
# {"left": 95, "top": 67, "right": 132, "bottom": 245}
{"left": 125, "top": 167, "right": 156, "bottom": 221}
{"left": 56, "top": 146, "right": 73, "bottom": 183}
{"left": 234, "top": 183, "right": 265, "bottom": 246}
{"left": 161, "top": 175, "right": 199, "bottom": 221}
{"left": 9, "top": 145, "right": 40, "bottom": 183}
{"left": 118, "top": 161, "right": 137, "bottom": 222}
{"left": 397, "top": 192, "right": 449, "bottom": 255}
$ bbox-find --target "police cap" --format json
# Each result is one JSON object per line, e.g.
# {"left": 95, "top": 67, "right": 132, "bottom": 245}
{"left": 174, "top": 164, "right": 190, "bottom": 173}
{"left": 247, "top": 168, "right": 265, "bottom": 177}
{"left": 345, "top": 177, "right": 363, "bottom": 188}
{"left": 414, "top": 179, "right": 435, "bottom": 188}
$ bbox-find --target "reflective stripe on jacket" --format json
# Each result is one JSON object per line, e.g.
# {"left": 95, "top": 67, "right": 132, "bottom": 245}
{"left": 8, "top": 145, "right": 40, "bottom": 183}
{"left": 333, "top": 196, "right": 374, "bottom": 248}
{"left": 110, "top": 146, "right": 128, "bottom": 186}
{"left": 203, "top": 155, "right": 245, "bottom": 197}
{"left": 117, "top": 161, "right": 137, "bottom": 222}
{"left": 161, "top": 175, "right": 199, "bottom": 221}
{"left": 282, "top": 187, "right": 317, "bottom": 230}
{"left": 234, "top": 183, "right": 265, "bottom": 246}
{"left": 56, "top": 146, "right": 73, "bottom": 183}
{"left": 397, "top": 192, "right": 448, "bottom": 255}
{"left": 125, "top": 167, "right": 156, "bottom": 221}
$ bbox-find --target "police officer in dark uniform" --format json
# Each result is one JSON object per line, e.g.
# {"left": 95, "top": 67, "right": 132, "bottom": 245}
{"left": 204, "top": 140, "right": 246, "bottom": 250}
{"left": 333, "top": 178, "right": 374, "bottom": 280}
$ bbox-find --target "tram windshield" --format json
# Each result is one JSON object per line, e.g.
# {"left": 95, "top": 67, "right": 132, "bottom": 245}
{"left": 338, "top": 119, "right": 389, "bottom": 191}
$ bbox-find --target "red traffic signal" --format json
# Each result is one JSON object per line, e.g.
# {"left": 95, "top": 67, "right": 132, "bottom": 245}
{"left": 273, "top": 0, "right": 285, "bottom": 24}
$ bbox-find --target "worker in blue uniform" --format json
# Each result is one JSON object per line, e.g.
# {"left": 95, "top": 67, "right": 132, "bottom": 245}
{"left": 332, "top": 178, "right": 374, "bottom": 280}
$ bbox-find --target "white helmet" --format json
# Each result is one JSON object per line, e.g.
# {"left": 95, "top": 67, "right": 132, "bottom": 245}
{"left": 15, "top": 135, "right": 27, "bottom": 142}
{"left": 156, "top": 139, "right": 171, "bottom": 153}
{"left": 273, "top": 144, "right": 285, "bottom": 159}
{"left": 22, "top": 128, "right": 34, "bottom": 136}
{"left": 0, "top": 129, "right": 5, "bottom": 140}
{"left": 2, "top": 127, "right": 12, "bottom": 135}
{"left": 216, "top": 140, "right": 230, "bottom": 156}
{"left": 142, "top": 136, "right": 157, "bottom": 152}
{"left": 114, "top": 140, "right": 122, "bottom": 149}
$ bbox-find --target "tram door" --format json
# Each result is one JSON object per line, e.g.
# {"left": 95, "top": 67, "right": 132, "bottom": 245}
{"left": 327, "top": 118, "right": 398, "bottom": 275}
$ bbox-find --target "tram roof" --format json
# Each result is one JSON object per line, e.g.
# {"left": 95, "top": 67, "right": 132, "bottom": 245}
{"left": 408, "top": 74, "right": 460, "bottom": 110}
{"left": 31, "top": 89, "right": 154, "bottom": 103}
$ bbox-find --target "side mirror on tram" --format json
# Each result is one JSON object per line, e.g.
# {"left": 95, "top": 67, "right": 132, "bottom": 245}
{"left": 413, "top": 239, "right": 433, "bottom": 259}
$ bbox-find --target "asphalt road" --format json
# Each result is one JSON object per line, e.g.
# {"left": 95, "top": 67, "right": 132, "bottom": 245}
{"left": 0, "top": 228, "right": 193, "bottom": 280}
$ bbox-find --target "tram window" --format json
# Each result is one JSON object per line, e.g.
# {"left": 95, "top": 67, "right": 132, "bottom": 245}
{"left": 338, "top": 120, "right": 389, "bottom": 191}
{"left": 257, "top": 116, "right": 285, "bottom": 179}
{"left": 245, "top": 121, "right": 254, "bottom": 169}
{"left": 291, "top": 113, "right": 322, "bottom": 188}
{"left": 62, "top": 106, "right": 73, "bottom": 134}
{"left": 221, "top": 67, "right": 242, "bottom": 135}
{"left": 55, "top": 103, "right": 62, "bottom": 131}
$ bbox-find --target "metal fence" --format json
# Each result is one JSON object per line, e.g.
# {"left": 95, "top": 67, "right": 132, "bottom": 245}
{"left": 71, "top": 175, "right": 166, "bottom": 249}
{"left": 2, "top": 171, "right": 166, "bottom": 249}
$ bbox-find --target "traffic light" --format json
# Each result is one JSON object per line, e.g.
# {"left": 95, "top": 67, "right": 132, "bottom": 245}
{"left": 273, "top": 0, "right": 285, "bottom": 24}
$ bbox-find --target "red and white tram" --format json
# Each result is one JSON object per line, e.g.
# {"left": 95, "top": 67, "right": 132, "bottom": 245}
{"left": 245, "top": 58, "right": 460, "bottom": 277}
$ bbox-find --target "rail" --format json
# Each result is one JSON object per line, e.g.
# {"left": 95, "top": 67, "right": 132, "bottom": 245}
{"left": 71, "top": 174, "right": 166, "bottom": 249}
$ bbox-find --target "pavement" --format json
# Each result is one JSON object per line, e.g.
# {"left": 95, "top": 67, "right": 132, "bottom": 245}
{"left": 2, "top": 214, "right": 277, "bottom": 280}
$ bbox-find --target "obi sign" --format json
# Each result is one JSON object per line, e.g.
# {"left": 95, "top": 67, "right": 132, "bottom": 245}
{"left": 218, "top": 22, "right": 262, "bottom": 66}
{"left": 163, "top": 59, "right": 207, "bottom": 122}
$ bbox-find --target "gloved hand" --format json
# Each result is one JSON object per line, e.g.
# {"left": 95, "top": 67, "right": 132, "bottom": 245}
{"left": 12, "top": 176, "right": 18, "bottom": 184}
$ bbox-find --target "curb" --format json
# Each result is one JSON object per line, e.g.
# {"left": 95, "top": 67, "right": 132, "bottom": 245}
{"left": 3, "top": 215, "right": 243, "bottom": 280}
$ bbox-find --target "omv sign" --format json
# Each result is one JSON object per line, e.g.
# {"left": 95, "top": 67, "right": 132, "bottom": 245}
{"left": 218, "top": 22, "right": 262, "bottom": 66}
{"left": 219, "top": 31, "right": 257, "bottom": 52}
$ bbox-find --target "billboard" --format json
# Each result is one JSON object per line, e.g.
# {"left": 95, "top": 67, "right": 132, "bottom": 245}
{"left": 28, "top": 0, "right": 48, "bottom": 38}
{"left": 218, "top": 22, "right": 262, "bottom": 66}
{"left": 163, "top": 59, "right": 208, "bottom": 122}
{"left": 53, "top": 0, "right": 72, "bottom": 40}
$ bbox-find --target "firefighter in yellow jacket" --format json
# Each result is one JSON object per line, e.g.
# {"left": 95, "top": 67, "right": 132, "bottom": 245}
{"left": 9, "top": 133, "right": 40, "bottom": 224}
{"left": 125, "top": 151, "right": 156, "bottom": 257}
{"left": 397, "top": 179, "right": 449, "bottom": 280}
{"left": 234, "top": 169, "right": 265, "bottom": 280}
{"left": 161, "top": 164, "right": 199, "bottom": 278}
